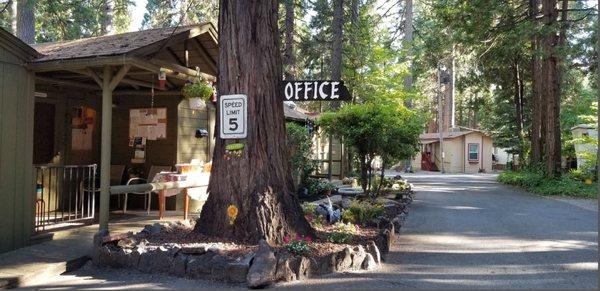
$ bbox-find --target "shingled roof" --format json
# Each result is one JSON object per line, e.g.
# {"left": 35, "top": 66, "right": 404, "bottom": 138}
{"left": 31, "top": 23, "right": 217, "bottom": 63}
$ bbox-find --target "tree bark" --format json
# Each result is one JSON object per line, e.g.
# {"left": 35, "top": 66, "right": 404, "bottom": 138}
{"left": 530, "top": 0, "right": 544, "bottom": 165}
{"left": 101, "top": 0, "right": 115, "bottom": 35}
{"left": 331, "top": 0, "right": 343, "bottom": 81}
{"left": 541, "top": 0, "right": 561, "bottom": 177}
{"left": 196, "top": 0, "right": 312, "bottom": 245}
{"left": 513, "top": 61, "right": 525, "bottom": 165}
{"left": 403, "top": 0, "right": 414, "bottom": 92}
{"left": 16, "top": 0, "right": 34, "bottom": 44}
{"left": 283, "top": 0, "right": 296, "bottom": 80}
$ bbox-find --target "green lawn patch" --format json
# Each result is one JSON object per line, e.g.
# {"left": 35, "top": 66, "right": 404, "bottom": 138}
{"left": 498, "top": 170, "right": 597, "bottom": 199}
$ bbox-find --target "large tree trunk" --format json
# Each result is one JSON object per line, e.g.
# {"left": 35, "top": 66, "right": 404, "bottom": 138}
{"left": 196, "top": 0, "right": 312, "bottom": 245}
{"left": 327, "top": 0, "right": 343, "bottom": 179}
{"left": 403, "top": 0, "right": 414, "bottom": 91}
{"left": 16, "top": 0, "right": 35, "bottom": 44}
{"left": 513, "top": 61, "right": 525, "bottom": 165}
{"left": 283, "top": 0, "right": 296, "bottom": 80}
{"left": 530, "top": 0, "right": 544, "bottom": 165}
{"left": 101, "top": 0, "right": 115, "bottom": 35}
{"left": 541, "top": 0, "right": 561, "bottom": 177}
{"left": 331, "top": 0, "right": 343, "bottom": 80}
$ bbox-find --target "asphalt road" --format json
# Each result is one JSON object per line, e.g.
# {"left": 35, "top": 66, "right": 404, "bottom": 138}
{"left": 29, "top": 172, "right": 598, "bottom": 289}
{"left": 285, "top": 172, "right": 598, "bottom": 289}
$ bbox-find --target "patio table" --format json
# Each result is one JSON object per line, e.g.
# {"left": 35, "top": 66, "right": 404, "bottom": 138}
{"left": 153, "top": 172, "right": 210, "bottom": 220}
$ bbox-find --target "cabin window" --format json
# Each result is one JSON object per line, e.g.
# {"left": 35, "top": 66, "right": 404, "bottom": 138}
{"left": 468, "top": 143, "right": 479, "bottom": 162}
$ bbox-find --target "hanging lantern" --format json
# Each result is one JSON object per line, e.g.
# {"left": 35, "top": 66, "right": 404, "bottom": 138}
{"left": 211, "top": 83, "right": 217, "bottom": 103}
{"left": 158, "top": 68, "right": 167, "bottom": 90}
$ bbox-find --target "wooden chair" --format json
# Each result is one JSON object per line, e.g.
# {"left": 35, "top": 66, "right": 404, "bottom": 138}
{"left": 124, "top": 165, "right": 172, "bottom": 214}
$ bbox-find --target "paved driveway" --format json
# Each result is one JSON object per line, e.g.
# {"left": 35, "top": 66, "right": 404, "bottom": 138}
{"left": 285, "top": 172, "right": 598, "bottom": 289}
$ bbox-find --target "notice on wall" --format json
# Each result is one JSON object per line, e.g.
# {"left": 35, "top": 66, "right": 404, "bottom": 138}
{"left": 129, "top": 108, "right": 167, "bottom": 140}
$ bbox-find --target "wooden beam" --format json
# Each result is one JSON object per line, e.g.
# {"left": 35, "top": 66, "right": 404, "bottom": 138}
{"left": 109, "top": 64, "right": 131, "bottom": 91}
{"left": 36, "top": 76, "right": 99, "bottom": 90}
{"left": 166, "top": 47, "right": 185, "bottom": 66}
{"left": 85, "top": 68, "right": 103, "bottom": 87}
{"left": 111, "top": 90, "right": 182, "bottom": 96}
{"left": 99, "top": 66, "right": 113, "bottom": 232}
{"left": 192, "top": 38, "right": 218, "bottom": 73}
{"left": 149, "top": 58, "right": 216, "bottom": 82}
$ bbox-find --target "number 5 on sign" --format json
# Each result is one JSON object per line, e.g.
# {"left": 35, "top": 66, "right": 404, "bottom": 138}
{"left": 219, "top": 94, "right": 247, "bottom": 139}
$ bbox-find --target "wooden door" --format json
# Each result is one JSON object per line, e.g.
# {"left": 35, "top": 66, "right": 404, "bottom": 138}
{"left": 33, "top": 102, "right": 55, "bottom": 164}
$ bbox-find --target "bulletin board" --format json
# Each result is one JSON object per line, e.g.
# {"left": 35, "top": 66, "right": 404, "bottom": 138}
{"left": 129, "top": 108, "right": 167, "bottom": 140}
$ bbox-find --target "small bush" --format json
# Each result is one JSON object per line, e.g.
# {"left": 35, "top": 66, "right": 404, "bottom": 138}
{"left": 498, "top": 169, "right": 597, "bottom": 198}
{"left": 283, "top": 234, "right": 312, "bottom": 256}
{"left": 326, "top": 222, "right": 359, "bottom": 244}
{"left": 341, "top": 200, "right": 385, "bottom": 223}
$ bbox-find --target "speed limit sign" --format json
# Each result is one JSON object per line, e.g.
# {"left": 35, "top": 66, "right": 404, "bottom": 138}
{"left": 219, "top": 94, "right": 247, "bottom": 139}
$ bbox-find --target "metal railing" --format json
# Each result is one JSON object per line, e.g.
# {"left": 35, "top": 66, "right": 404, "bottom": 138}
{"left": 33, "top": 164, "right": 97, "bottom": 232}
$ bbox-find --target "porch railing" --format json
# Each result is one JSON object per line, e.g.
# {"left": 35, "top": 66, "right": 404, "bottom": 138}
{"left": 33, "top": 164, "right": 97, "bottom": 232}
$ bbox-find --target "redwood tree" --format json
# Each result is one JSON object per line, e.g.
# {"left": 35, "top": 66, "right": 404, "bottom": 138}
{"left": 196, "top": 0, "right": 313, "bottom": 245}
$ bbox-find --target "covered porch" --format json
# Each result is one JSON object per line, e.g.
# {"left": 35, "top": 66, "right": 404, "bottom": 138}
{"left": 29, "top": 23, "right": 219, "bottom": 233}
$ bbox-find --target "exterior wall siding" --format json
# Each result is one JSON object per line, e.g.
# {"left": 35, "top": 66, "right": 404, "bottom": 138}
{"left": 0, "top": 46, "right": 35, "bottom": 253}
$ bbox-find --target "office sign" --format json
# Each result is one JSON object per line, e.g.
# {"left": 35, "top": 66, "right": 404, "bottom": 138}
{"left": 280, "top": 80, "right": 352, "bottom": 101}
{"left": 219, "top": 94, "right": 247, "bottom": 139}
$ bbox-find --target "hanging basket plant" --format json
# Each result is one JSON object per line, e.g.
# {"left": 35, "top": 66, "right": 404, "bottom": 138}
{"left": 182, "top": 78, "right": 214, "bottom": 110}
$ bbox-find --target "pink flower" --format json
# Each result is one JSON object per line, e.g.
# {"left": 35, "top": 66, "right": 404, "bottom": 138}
{"left": 296, "top": 234, "right": 302, "bottom": 241}
{"left": 283, "top": 235, "right": 291, "bottom": 244}
{"left": 304, "top": 236, "right": 313, "bottom": 243}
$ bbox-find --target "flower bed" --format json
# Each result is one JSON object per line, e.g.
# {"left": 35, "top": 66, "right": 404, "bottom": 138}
{"left": 92, "top": 181, "right": 414, "bottom": 288}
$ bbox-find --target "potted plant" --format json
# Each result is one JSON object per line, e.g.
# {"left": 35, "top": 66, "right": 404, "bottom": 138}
{"left": 317, "top": 179, "right": 337, "bottom": 196}
{"left": 181, "top": 79, "right": 214, "bottom": 110}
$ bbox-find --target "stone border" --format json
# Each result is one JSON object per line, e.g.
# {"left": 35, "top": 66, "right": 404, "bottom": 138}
{"left": 92, "top": 194, "right": 411, "bottom": 288}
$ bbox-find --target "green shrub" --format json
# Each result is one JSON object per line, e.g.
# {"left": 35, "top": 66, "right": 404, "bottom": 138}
{"left": 326, "top": 222, "right": 358, "bottom": 244}
{"left": 498, "top": 170, "right": 597, "bottom": 198}
{"left": 341, "top": 200, "right": 385, "bottom": 223}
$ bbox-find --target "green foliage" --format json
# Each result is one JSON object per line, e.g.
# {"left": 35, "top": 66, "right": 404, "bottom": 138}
{"left": 341, "top": 200, "right": 385, "bottom": 224}
{"left": 326, "top": 222, "right": 359, "bottom": 244}
{"left": 498, "top": 170, "right": 597, "bottom": 198}
{"left": 319, "top": 102, "right": 423, "bottom": 192}
{"left": 301, "top": 177, "right": 320, "bottom": 196}
{"left": 142, "top": 0, "right": 218, "bottom": 29}
{"left": 286, "top": 122, "right": 317, "bottom": 187}
{"left": 181, "top": 81, "right": 213, "bottom": 99}
{"left": 283, "top": 234, "right": 312, "bottom": 256}
{"left": 301, "top": 202, "right": 317, "bottom": 215}
{"left": 316, "top": 179, "right": 336, "bottom": 193}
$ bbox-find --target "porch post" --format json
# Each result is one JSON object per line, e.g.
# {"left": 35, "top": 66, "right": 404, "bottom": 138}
{"left": 99, "top": 66, "right": 113, "bottom": 232}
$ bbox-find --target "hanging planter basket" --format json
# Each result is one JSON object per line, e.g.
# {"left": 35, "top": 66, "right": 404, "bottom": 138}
{"left": 181, "top": 76, "right": 214, "bottom": 110}
{"left": 188, "top": 97, "right": 206, "bottom": 110}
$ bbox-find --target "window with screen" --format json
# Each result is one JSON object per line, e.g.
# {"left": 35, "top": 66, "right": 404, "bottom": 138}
{"left": 468, "top": 143, "right": 479, "bottom": 162}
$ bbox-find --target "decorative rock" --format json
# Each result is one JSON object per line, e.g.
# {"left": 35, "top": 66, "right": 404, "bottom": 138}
{"left": 293, "top": 256, "right": 310, "bottom": 280}
{"left": 366, "top": 241, "right": 381, "bottom": 265}
{"left": 227, "top": 262, "right": 250, "bottom": 283}
{"left": 181, "top": 246, "right": 207, "bottom": 255}
{"left": 362, "top": 253, "right": 377, "bottom": 270}
{"left": 187, "top": 252, "right": 216, "bottom": 279}
{"left": 138, "top": 246, "right": 176, "bottom": 273}
{"left": 275, "top": 254, "right": 297, "bottom": 282}
{"left": 341, "top": 198, "right": 352, "bottom": 209}
{"left": 311, "top": 253, "right": 336, "bottom": 275}
{"left": 350, "top": 245, "right": 367, "bottom": 269}
{"left": 170, "top": 253, "right": 188, "bottom": 277}
{"left": 246, "top": 240, "right": 277, "bottom": 288}
{"left": 334, "top": 247, "right": 352, "bottom": 271}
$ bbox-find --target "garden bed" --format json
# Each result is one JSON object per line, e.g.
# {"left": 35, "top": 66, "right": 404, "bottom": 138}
{"left": 92, "top": 178, "right": 414, "bottom": 288}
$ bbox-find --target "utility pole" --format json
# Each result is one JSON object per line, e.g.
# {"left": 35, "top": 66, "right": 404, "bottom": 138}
{"left": 437, "top": 61, "right": 445, "bottom": 173}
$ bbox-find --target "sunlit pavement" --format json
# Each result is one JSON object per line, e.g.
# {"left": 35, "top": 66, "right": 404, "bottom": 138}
{"left": 28, "top": 172, "right": 597, "bottom": 289}
{"left": 284, "top": 172, "right": 598, "bottom": 289}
